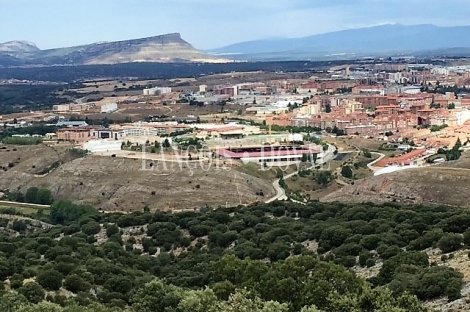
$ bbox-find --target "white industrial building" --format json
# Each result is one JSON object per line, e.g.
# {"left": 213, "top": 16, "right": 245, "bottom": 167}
{"left": 143, "top": 87, "right": 172, "bottom": 96}
{"left": 83, "top": 140, "right": 122, "bottom": 154}
{"left": 455, "top": 110, "right": 470, "bottom": 125}
{"left": 288, "top": 133, "right": 304, "bottom": 142}
{"left": 101, "top": 103, "right": 118, "bottom": 113}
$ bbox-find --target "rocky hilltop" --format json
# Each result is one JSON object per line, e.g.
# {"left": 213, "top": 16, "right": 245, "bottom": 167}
{"left": 0, "top": 40, "right": 40, "bottom": 53}
{"left": 0, "top": 33, "right": 229, "bottom": 66}
{"left": 321, "top": 167, "right": 470, "bottom": 207}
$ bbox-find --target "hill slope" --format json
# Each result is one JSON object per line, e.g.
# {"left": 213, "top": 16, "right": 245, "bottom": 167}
{"left": 0, "top": 40, "right": 40, "bottom": 53}
{"left": 210, "top": 24, "right": 470, "bottom": 60}
{"left": 0, "top": 145, "right": 272, "bottom": 211}
{"left": 0, "top": 33, "right": 229, "bottom": 66}
{"left": 321, "top": 167, "right": 470, "bottom": 207}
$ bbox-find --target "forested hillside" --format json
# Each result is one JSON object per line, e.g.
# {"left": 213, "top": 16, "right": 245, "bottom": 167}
{"left": 1, "top": 200, "right": 469, "bottom": 311}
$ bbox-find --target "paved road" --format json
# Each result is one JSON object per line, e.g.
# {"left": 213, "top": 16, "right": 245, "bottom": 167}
{"left": 265, "top": 169, "right": 300, "bottom": 203}
{"left": 265, "top": 144, "right": 337, "bottom": 203}
{"left": 0, "top": 200, "right": 51, "bottom": 209}
{"left": 367, "top": 152, "right": 387, "bottom": 172}
{"left": 265, "top": 150, "right": 387, "bottom": 204}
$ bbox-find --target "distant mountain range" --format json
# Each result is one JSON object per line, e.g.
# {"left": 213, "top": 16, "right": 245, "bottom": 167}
{"left": 0, "top": 33, "right": 229, "bottom": 67}
{"left": 208, "top": 24, "right": 470, "bottom": 60}
{"left": 3, "top": 24, "right": 470, "bottom": 67}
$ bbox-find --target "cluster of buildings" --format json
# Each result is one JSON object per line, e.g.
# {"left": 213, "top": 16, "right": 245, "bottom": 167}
{"left": 53, "top": 119, "right": 332, "bottom": 165}
{"left": 55, "top": 121, "right": 263, "bottom": 145}
{"left": 53, "top": 102, "right": 118, "bottom": 114}
{"left": 278, "top": 90, "right": 470, "bottom": 149}
{"left": 375, "top": 148, "right": 430, "bottom": 167}
{"left": 7, "top": 60, "right": 470, "bottom": 167}
{"left": 229, "top": 63, "right": 470, "bottom": 150}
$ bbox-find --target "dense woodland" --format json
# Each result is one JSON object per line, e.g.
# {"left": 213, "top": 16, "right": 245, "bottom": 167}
{"left": 0, "top": 59, "right": 445, "bottom": 83}
{"left": 0, "top": 199, "right": 468, "bottom": 311}
{"left": 0, "top": 62, "right": 332, "bottom": 82}
{"left": 0, "top": 85, "right": 69, "bottom": 114}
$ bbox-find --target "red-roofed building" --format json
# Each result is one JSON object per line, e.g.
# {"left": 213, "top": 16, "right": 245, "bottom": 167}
{"left": 214, "top": 145, "right": 319, "bottom": 164}
{"left": 376, "top": 149, "right": 428, "bottom": 167}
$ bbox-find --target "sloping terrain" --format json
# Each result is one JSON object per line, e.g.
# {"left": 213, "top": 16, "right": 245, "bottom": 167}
{"left": 0, "top": 144, "right": 273, "bottom": 211}
{"left": 439, "top": 153, "right": 470, "bottom": 169}
{"left": 0, "top": 40, "right": 39, "bottom": 53}
{"left": 321, "top": 167, "right": 470, "bottom": 207}
{"left": 210, "top": 24, "right": 470, "bottom": 60}
{"left": 0, "top": 33, "right": 229, "bottom": 66}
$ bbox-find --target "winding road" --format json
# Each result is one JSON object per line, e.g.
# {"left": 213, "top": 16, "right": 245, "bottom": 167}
{"left": 265, "top": 150, "right": 387, "bottom": 204}
{"left": 367, "top": 152, "right": 387, "bottom": 172}
{"left": 265, "top": 170, "right": 300, "bottom": 203}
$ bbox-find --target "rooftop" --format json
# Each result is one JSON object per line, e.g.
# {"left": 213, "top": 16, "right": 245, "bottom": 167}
{"left": 215, "top": 148, "right": 318, "bottom": 159}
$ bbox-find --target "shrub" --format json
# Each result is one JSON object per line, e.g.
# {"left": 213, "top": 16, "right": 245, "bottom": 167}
{"left": 11, "top": 220, "right": 28, "bottom": 232}
{"left": 359, "top": 251, "right": 373, "bottom": 267}
{"left": 334, "top": 255, "right": 357, "bottom": 268}
{"left": 106, "top": 224, "right": 120, "bottom": 237}
{"left": 37, "top": 269, "right": 63, "bottom": 291}
{"left": 64, "top": 274, "right": 90, "bottom": 293}
{"left": 18, "top": 282, "right": 45, "bottom": 304}
{"left": 366, "top": 258, "right": 376, "bottom": 268}
{"left": 10, "top": 273, "right": 23, "bottom": 289}
{"left": 340, "top": 165, "right": 353, "bottom": 179}
{"left": 462, "top": 230, "right": 470, "bottom": 246}
{"left": 81, "top": 221, "right": 101, "bottom": 236}
{"left": 437, "top": 234, "right": 462, "bottom": 253}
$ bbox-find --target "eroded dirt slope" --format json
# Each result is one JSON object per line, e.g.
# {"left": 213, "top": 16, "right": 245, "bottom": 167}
{"left": 321, "top": 167, "right": 470, "bottom": 207}
{"left": 0, "top": 145, "right": 274, "bottom": 211}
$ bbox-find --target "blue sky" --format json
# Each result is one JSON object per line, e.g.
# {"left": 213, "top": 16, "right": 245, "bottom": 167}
{"left": 1, "top": 0, "right": 469, "bottom": 49}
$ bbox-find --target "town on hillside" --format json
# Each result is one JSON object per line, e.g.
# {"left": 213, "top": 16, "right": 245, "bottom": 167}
{"left": 2, "top": 61, "right": 470, "bottom": 176}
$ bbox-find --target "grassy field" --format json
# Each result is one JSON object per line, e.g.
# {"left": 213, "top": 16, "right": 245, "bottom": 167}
{"left": 286, "top": 170, "right": 342, "bottom": 201}
{"left": 327, "top": 137, "right": 382, "bottom": 151}
{"left": 352, "top": 154, "right": 379, "bottom": 179}
{"left": 71, "top": 79, "right": 163, "bottom": 93}
{"left": 0, "top": 204, "right": 50, "bottom": 215}
{"left": 235, "top": 162, "right": 299, "bottom": 180}
{"left": 326, "top": 136, "right": 400, "bottom": 157}
{"left": 235, "top": 163, "right": 278, "bottom": 181}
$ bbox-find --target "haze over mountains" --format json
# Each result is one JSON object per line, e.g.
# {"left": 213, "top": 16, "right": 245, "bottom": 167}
{"left": 209, "top": 24, "right": 470, "bottom": 60}
{"left": 0, "top": 33, "right": 229, "bottom": 66}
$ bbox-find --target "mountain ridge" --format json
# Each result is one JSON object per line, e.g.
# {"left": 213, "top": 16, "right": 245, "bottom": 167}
{"left": 0, "top": 33, "right": 230, "bottom": 66}
{"left": 0, "top": 40, "right": 40, "bottom": 53}
{"left": 208, "top": 24, "right": 470, "bottom": 60}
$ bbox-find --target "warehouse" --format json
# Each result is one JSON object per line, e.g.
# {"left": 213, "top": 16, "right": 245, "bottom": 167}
{"left": 83, "top": 139, "right": 122, "bottom": 154}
